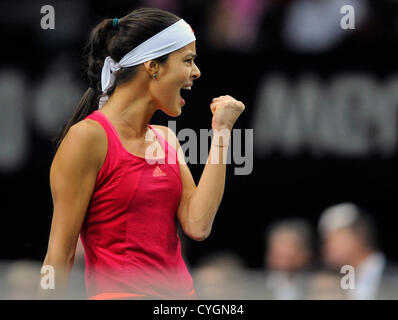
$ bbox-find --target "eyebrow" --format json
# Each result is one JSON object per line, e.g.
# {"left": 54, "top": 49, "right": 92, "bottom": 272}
{"left": 185, "top": 53, "right": 197, "bottom": 59}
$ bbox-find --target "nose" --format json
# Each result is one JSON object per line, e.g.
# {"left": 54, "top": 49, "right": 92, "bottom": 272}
{"left": 192, "top": 63, "right": 201, "bottom": 80}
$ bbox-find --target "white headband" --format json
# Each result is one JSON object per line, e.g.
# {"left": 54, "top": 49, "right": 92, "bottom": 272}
{"left": 98, "top": 19, "right": 196, "bottom": 108}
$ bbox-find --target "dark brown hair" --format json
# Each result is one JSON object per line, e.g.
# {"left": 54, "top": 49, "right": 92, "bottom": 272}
{"left": 52, "top": 7, "right": 180, "bottom": 153}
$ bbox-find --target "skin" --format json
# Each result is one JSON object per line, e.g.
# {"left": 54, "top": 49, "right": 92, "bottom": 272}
{"left": 322, "top": 228, "right": 373, "bottom": 269}
{"left": 266, "top": 230, "right": 311, "bottom": 274}
{"left": 39, "top": 40, "right": 245, "bottom": 298}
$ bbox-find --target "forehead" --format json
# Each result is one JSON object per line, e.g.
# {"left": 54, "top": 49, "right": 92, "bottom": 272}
{"left": 174, "top": 41, "right": 197, "bottom": 56}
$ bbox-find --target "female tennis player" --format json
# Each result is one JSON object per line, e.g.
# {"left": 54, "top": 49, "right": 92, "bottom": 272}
{"left": 40, "top": 7, "right": 245, "bottom": 300}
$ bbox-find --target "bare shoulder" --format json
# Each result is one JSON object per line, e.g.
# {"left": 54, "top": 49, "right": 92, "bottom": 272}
{"left": 69, "top": 119, "right": 107, "bottom": 152}
{"left": 54, "top": 119, "right": 107, "bottom": 173}
{"left": 73, "top": 118, "right": 105, "bottom": 136}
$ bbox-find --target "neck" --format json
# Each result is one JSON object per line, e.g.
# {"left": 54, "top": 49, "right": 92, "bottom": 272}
{"left": 99, "top": 73, "right": 157, "bottom": 139}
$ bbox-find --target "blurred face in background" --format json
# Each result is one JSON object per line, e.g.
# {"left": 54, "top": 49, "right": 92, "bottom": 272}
{"left": 266, "top": 229, "right": 311, "bottom": 273}
{"left": 322, "top": 227, "right": 364, "bottom": 268}
{"left": 193, "top": 264, "right": 245, "bottom": 299}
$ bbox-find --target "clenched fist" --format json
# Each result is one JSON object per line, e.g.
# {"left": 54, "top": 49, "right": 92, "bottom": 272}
{"left": 210, "top": 95, "right": 245, "bottom": 131}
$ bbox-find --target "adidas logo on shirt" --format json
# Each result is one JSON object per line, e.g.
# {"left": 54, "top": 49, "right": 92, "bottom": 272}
{"left": 152, "top": 166, "right": 166, "bottom": 177}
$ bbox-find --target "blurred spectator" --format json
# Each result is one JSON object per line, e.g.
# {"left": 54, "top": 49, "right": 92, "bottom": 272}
{"left": 264, "top": 218, "right": 315, "bottom": 299}
{"left": 192, "top": 251, "right": 247, "bottom": 299}
{"left": 282, "top": 0, "right": 368, "bottom": 53}
{"left": 0, "top": 260, "right": 41, "bottom": 299}
{"left": 204, "top": 0, "right": 268, "bottom": 52}
{"left": 306, "top": 269, "right": 348, "bottom": 300}
{"left": 318, "top": 202, "right": 398, "bottom": 299}
{"left": 0, "top": 240, "right": 86, "bottom": 300}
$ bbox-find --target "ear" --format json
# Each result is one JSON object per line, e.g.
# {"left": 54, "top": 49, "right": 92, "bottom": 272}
{"left": 143, "top": 60, "right": 160, "bottom": 78}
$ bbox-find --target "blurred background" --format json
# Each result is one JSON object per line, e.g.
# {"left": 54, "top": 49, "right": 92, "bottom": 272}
{"left": 1, "top": 0, "right": 398, "bottom": 299}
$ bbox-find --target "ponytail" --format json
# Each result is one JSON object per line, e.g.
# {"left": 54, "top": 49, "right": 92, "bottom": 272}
{"left": 51, "top": 87, "right": 99, "bottom": 154}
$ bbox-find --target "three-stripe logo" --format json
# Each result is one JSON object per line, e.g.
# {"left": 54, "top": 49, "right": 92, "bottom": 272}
{"left": 152, "top": 166, "right": 166, "bottom": 177}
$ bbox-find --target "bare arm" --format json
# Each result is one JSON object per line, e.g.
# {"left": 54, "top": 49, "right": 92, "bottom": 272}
{"left": 38, "top": 120, "right": 106, "bottom": 299}
{"left": 160, "top": 95, "right": 245, "bottom": 241}
{"left": 177, "top": 131, "right": 229, "bottom": 241}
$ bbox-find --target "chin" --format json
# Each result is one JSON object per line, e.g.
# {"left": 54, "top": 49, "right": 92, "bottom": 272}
{"left": 171, "top": 109, "right": 182, "bottom": 117}
{"left": 161, "top": 104, "right": 183, "bottom": 117}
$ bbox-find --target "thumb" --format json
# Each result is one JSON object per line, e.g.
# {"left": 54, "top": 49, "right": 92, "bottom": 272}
{"left": 210, "top": 101, "right": 219, "bottom": 114}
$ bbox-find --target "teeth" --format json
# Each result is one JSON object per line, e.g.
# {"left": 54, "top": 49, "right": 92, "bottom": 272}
{"left": 182, "top": 86, "right": 192, "bottom": 90}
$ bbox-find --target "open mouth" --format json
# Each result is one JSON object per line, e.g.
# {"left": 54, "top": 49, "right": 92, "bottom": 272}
{"left": 179, "top": 85, "right": 192, "bottom": 106}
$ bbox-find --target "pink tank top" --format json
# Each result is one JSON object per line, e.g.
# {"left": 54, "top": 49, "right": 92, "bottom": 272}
{"left": 79, "top": 110, "right": 196, "bottom": 300}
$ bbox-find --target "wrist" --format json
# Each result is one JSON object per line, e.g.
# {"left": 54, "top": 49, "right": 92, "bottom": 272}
{"left": 212, "top": 124, "right": 233, "bottom": 132}
{"left": 212, "top": 128, "right": 231, "bottom": 147}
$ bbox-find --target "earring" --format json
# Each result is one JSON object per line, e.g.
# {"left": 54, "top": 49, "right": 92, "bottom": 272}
{"left": 153, "top": 73, "right": 157, "bottom": 79}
